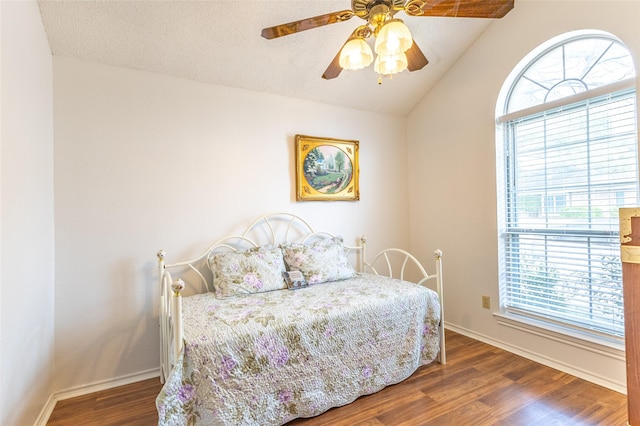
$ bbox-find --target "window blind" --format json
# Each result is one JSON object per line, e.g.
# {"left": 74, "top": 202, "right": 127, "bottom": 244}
{"left": 501, "top": 88, "right": 638, "bottom": 338}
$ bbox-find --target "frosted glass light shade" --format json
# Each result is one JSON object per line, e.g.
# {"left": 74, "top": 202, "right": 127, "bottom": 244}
{"left": 374, "top": 19, "right": 413, "bottom": 56}
{"left": 374, "top": 52, "right": 408, "bottom": 75}
{"left": 339, "top": 37, "right": 374, "bottom": 70}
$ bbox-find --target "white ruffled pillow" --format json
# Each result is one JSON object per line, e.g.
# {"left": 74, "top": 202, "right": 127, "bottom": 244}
{"left": 281, "top": 236, "right": 356, "bottom": 285}
{"left": 208, "top": 245, "right": 287, "bottom": 298}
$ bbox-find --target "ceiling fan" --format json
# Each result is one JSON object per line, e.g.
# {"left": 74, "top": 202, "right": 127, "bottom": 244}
{"left": 261, "top": 0, "right": 514, "bottom": 81}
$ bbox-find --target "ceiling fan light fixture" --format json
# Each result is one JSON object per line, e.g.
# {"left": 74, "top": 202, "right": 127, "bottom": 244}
{"left": 374, "top": 51, "right": 408, "bottom": 76}
{"left": 339, "top": 37, "right": 374, "bottom": 70}
{"left": 374, "top": 19, "right": 412, "bottom": 56}
{"left": 262, "top": 0, "right": 515, "bottom": 82}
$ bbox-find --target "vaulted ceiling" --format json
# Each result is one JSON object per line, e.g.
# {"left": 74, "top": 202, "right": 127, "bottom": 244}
{"left": 38, "top": 1, "right": 503, "bottom": 116}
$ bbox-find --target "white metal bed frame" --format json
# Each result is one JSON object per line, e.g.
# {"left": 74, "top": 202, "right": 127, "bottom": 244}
{"left": 156, "top": 213, "right": 445, "bottom": 383}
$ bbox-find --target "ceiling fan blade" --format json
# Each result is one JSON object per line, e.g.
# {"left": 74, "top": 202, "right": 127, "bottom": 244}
{"left": 406, "top": 41, "right": 429, "bottom": 72}
{"left": 405, "top": 0, "right": 514, "bottom": 18}
{"left": 261, "top": 10, "right": 354, "bottom": 39}
{"left": 322, "top": 48, "right": 344, "bottom": 80}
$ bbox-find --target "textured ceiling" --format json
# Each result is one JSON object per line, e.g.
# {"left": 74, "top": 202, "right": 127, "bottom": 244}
{"left": 38, "top": 0, "right": 498, "bottom": 116}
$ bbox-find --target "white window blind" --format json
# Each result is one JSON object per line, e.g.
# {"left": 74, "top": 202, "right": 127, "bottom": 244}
{"left": 501, "top": 88, "right": 638, "bottom": 338}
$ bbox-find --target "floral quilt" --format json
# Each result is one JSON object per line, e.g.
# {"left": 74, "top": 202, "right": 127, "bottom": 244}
{"left": 157, "top": 273, "right": 441, "bottom": 426}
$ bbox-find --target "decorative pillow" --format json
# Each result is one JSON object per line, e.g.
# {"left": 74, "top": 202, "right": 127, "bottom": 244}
{"left": 281, "top": 236, "right": 356, "bottom": 285}
{"left": 208, "top": 245, "right": 287, "bottom": 298}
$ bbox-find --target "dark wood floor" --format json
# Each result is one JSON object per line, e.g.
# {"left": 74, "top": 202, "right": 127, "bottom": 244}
{"left": 47, "top": 330, "right": 628, "bottom": 425}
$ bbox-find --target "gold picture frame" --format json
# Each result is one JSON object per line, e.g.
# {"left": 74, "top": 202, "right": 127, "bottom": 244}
{"left": 295, "top": 135, "right": 360, "bottom": 201}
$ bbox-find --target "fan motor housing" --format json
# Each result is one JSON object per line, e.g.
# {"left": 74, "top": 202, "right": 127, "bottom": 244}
{"left": 352, "top": 0, "right": 406, "bottom": 20}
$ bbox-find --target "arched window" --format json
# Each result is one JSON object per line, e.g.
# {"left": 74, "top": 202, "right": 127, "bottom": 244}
{"left": 496, "top": 31, "right": 637, "bottom": 341}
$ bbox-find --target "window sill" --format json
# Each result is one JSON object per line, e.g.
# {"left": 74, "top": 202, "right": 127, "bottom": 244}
{"left": 493, "top": 311, "right": 625, "bottom": 361}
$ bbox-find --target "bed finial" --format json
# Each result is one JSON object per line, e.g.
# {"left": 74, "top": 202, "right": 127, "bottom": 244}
{"left": 359, "top": 236, "right": 367, "bottom": 273}
{"left": 172, "top": 279, "right": 186, "bottom": 296}
{"left": 433, "top": 249, "right": 442, "bottom": 259}
{"left": 157, "top": 249, "right": 166, "bottom": 260}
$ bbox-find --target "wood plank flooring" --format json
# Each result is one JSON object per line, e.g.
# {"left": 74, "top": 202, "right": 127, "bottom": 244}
{"left": 47, "top": 330, "right": 628, "bottom": 425}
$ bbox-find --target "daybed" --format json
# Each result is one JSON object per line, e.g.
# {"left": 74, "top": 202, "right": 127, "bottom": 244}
{"left": 155, "top": 213, "right": 445, "bottom": 426}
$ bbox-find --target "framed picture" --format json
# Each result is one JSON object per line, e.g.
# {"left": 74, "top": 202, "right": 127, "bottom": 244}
{"left": 295, "top": 135, "right": 359, "bottom": 201}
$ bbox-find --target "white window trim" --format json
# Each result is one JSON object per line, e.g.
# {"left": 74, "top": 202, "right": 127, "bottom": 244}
{"left": 496, "top": 77, "right": 635, "bottom": 124}
{"left": 494, "top": 311, "right": 625, "bottom": 360}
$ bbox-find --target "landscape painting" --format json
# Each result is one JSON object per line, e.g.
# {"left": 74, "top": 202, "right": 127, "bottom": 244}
{"left": 295, "top": 135, "right": 360, "bottom": 201}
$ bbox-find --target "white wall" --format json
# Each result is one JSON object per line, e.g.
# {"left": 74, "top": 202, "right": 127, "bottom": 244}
{"left": 52, "top": 57, "right": 410, "bottom": 392}
{"left": 407, "top": 0, "right": 640, "bottom": 392}
{"left": 0, "top": 1, "right": 55, "bottom": 425}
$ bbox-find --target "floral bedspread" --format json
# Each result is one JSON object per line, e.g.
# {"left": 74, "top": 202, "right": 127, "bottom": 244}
{"left": 157, "top": 273, "right": 441, "bottom": 426}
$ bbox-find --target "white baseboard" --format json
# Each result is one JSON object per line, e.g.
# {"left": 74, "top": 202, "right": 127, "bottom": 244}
{"left": 445, "top": 322, "right": 627, "bottom": 395}
{"left": 33, "top": 394, "right": 57, "bottom": 426}
{"left": 33, "top": 368, "right": 161, "bottom": 426}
